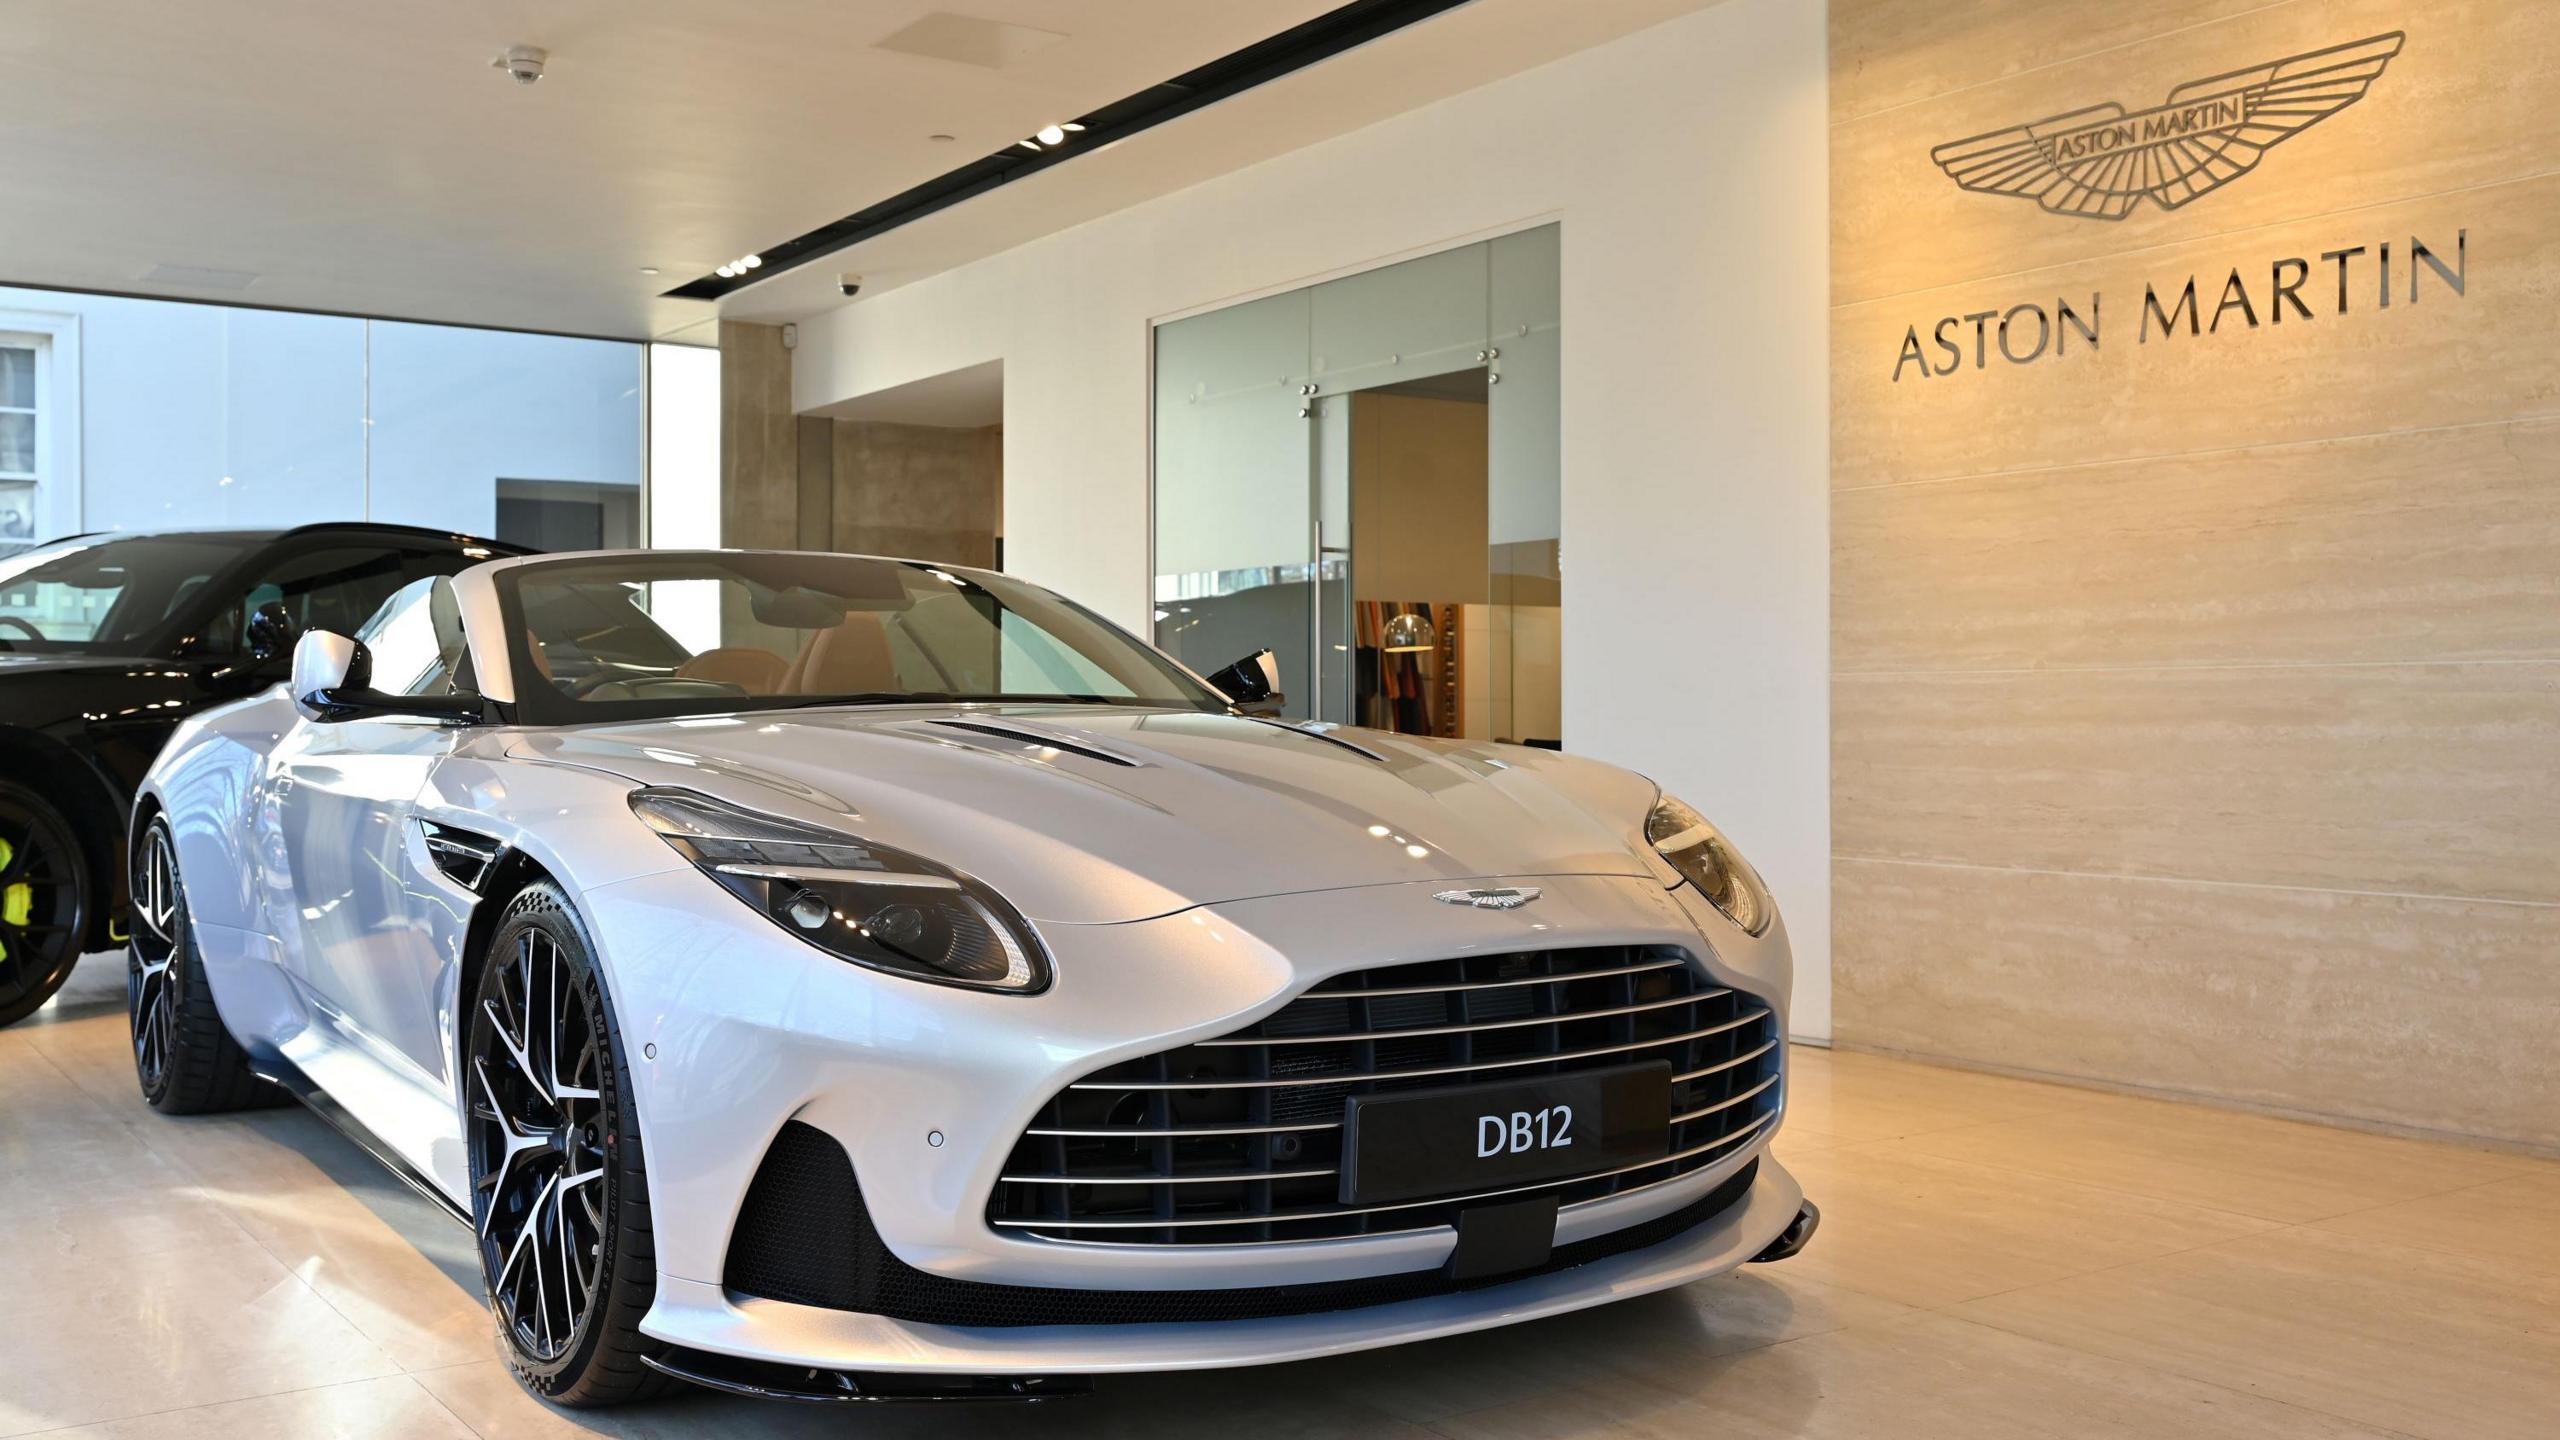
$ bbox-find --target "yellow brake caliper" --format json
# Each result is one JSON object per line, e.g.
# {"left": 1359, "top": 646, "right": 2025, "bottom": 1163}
{"left": 0, "top": 836, "right": 24, "bottom": 961}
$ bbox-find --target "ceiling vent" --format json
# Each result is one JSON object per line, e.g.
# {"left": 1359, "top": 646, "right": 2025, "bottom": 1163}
{"left": 874, "top": 12, "right": 1066, "bottom": 69}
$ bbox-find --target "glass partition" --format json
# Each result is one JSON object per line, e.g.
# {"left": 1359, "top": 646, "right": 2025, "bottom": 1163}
{"left": 1486, "top": 225, "right": 1563, "bottom": 747}
{"left": 0, "top": 284, "right": 653, "bottom": 553}
{"left": 1151, "top": 226, "right": 1561, "bottom": 743}
{"left": 368, "top": 321, "right": 644, "bottom": 542}
{"left": 1151, "top": 288, "right": 1317, "bottom": 714}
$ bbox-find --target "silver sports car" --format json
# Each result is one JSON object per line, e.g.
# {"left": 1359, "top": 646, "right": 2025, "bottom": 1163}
{"left": 129, "top": 549, "right": 1814, "bottom": 1405}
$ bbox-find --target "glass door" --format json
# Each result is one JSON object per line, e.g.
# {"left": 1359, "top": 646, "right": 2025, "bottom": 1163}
{"left": 1309, "top": 241, "right": 1487, "bottom": 728}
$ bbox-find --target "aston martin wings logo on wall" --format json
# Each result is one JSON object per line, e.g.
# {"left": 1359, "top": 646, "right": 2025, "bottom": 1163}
{"left": 1930, "top": 31, "right": 2403, "bottom": 221}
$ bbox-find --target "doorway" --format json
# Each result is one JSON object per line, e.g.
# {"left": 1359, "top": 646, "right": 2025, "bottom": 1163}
{"left": 1326, "top": 372, "right": 1560, "bottom": 744}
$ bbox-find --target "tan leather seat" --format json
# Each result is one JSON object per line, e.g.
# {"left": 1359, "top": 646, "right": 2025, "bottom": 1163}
{"left": 782, "top": 613, "right": 898, "bottom": 695}
{"left": 675, "top": 647, "right": 789, "bottom": 695}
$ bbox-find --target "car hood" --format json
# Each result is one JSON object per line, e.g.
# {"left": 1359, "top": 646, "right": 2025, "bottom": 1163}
{"left": 506, "top": 705, "right": 1666, "bottom": 924}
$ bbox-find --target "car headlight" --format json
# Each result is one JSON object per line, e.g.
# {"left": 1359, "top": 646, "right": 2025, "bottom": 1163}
{"left": 630, "top": 788, "right": 1050, "bottom": 993}
{"left": 1646, "top": 794, "right": 1773, "bottom": 936}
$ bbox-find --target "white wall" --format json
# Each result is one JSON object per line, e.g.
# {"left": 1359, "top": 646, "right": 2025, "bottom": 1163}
{"left": 792, "top": 0, "right": 1833, "bottom": 1035}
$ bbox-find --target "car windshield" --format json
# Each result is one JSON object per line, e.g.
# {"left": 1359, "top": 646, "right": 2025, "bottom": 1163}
{"left": 495, "top": 552, "right": 1228, "bottom": 722}
{"left": 0, "top": 534, "right": 242, "bottom": 653}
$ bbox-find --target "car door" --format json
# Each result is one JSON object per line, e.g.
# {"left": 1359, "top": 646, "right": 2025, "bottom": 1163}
{"left": 262, "top": 575, "right": 476, "bottom": 1097}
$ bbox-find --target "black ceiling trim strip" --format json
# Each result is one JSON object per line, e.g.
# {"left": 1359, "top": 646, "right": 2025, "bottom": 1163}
{"left": 666, "top": 0, "right": 1479, "bottom": 302}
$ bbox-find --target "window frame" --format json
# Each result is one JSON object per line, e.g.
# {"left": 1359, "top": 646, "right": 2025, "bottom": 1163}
{"left": 0, "top": 341, "right": 37, "bottom": 480}
{"left": 0, "top": 310, "right": 80, "bottom": 543}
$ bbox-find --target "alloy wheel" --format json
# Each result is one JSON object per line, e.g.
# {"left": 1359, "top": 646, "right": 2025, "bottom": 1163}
{"left": 469, "top": 927, "right": 609, "bottom": 1364}
{"left": 0, "top": 788, "right": 85, "bottom": 1014}
{"left": 125, "top": 826, "right": 181, "bottom": 1089}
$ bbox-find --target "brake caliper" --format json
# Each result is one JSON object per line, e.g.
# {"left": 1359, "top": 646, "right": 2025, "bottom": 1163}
{"left": 0, "top": 836, "right": 25, "bottom": 957}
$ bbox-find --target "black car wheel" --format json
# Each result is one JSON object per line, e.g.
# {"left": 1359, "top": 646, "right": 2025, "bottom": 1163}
{"left": 0, "top": 780, "right": 89, "bottom": 1028}
{"left": 466, "top": 883, "right": 672, "bottom": 1406}
{"left": 126, "top": 818, "right": 276, "bottom": 1113}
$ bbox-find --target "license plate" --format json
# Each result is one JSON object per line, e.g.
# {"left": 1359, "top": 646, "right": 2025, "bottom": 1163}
{"left": 1339, "top": 1061, "right": 1673, "bottom": 1206}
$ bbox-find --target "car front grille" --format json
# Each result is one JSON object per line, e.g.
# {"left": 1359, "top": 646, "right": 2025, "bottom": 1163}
{"left": 985, "top": 944, "right": 1780, "bottom": 1246}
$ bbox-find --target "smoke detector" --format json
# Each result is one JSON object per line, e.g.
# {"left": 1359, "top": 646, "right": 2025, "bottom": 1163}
{"left": 493, "top": 45, "right": 547, "bottom": 85}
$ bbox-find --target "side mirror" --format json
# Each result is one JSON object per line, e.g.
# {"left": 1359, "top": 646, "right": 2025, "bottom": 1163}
{"left": 1207, "top": 649, "right": 1286, "bottom": 717}
{"left": 290, "top": 629, "right": 364, "bottom": 717}
{"left": 246, "top": 600, "right": 299, "bottom": 663}
{"left": 289, "top": 629, "right": 482, "bottom": 724}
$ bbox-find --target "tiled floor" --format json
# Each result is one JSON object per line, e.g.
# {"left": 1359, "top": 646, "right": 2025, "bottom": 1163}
{"left": 5, "top": 951, "right": 2554, "bottom": 1439}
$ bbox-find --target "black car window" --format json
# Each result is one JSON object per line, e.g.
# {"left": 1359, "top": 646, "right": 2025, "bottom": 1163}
{"left": 0, "top": 535, "right": 238, "bottom": 652}
{"left": 225, "top": 546, "right": 414, "bottom": 656}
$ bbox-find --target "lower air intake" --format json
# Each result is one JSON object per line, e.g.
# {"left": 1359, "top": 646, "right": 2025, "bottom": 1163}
{"left": 722, "top": 1121, "right": 1760, "bottom": 1327}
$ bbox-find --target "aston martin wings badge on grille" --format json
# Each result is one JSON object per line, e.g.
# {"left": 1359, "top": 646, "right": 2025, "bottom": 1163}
{"left": 1929, "top": 31, "right": 2403, "bottom": 221}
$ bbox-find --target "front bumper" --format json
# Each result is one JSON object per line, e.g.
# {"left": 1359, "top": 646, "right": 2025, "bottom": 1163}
{"left": 575, "top": 867, "right": 1794, "bottom": 1371}
{"left": 641, "top": 1158, "right": 1803, "bottom": 1375}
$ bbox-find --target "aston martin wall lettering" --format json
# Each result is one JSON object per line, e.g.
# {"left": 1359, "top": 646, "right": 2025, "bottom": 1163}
{"left": 1889, "top": 230, "right": 2466, "bottom": 382}
{"left": 1890, "top": 29, "right": 2465, "bottom": 384}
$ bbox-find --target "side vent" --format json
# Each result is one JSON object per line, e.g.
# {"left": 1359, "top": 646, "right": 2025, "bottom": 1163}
{"left": 420, "top": 822, "right": 504, "bottom": 892}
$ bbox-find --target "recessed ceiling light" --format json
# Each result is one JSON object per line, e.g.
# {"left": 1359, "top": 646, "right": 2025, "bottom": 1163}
{"left": 638, "top": 266, "right": 660, "bottom": 276}
{"left": 1035, "top": 124, "right": 1067, "bottom": 146}
{"left": 928, "top": 133, "right": 955, "bottom": 143}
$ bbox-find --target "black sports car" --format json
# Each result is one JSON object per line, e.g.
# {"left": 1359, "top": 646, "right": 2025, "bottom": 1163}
{"left": 0, "top": 522, "right": 528, "bottom": 1025}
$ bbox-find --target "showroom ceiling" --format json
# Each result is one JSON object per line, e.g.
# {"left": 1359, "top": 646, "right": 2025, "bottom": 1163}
{"left": 0, "top": 0, "right": 1709, "bottom": 341}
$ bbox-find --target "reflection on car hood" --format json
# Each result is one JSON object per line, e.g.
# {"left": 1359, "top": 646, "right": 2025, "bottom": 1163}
{"left": 0, "top": 651, "right": 158, "bottom": 676}
{"left": 507, "top": 705, "right": 1664, "bottom": 924}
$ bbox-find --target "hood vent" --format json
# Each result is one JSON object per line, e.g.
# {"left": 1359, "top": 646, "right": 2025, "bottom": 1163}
{"left": 927, "top": 719, "right": 1139, "bottom": 769}
{"left": 1245, "top": 718, "right": 1390, "bottom": 763}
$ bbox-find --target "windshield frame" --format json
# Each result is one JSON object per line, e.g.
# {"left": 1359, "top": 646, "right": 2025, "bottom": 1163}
{"left": 488, "top": 551, "right": 1230, "bottom": 726}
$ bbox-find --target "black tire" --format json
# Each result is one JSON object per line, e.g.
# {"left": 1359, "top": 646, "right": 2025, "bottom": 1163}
{"left": 465, "top": 882, "right": 674, "bottom": 1407}
{"left": 128, "top": 817, "right": 280, "bottom": 1113}
{"left": 0, "top": 779, "right": 91, "bottom": 1029}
